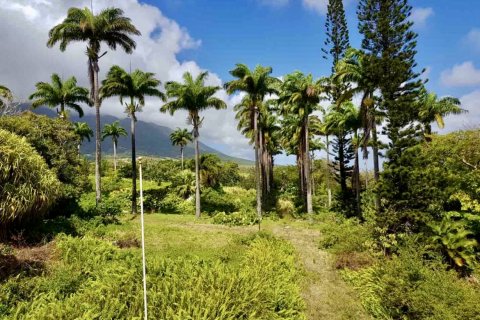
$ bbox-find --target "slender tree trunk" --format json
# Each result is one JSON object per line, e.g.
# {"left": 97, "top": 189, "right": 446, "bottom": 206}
{"left": 93, "top": 60, "right": 102, "bottom": 205}
{"left": 131, "top": 113, "right": 137, "bottom": 214}
{"left": 113, "top": 140, "right": 117, "bottom": 172}
{"left": 194, "top": 125, "right": 201, "bottom": 218}
{"left": 180, "top": 146, "right": 184, "bottom": 170}
{"left": 311, "top": 151, "right": 315, "bottom": 197}
{"left": 60, "top": 102, "right": 65, "bottom": 119}
{"left": 326, "top": 135, "right": 332, "bottom": 208}
{"left": 354, "top": 141, "right": 361, "bottom": 216}
{"left": 305, "top": 117, "right": 313, "bottom": 214}
{"left": 372, "top": 123, "right": 380, "bottom": 212}
{"left": 338, "top": 134, "right": 347, "bottom": 194}
{"left": 253, "top": 106, "right": 262, "bottom": 223}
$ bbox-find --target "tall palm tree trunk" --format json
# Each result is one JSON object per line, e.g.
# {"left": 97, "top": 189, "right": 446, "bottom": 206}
{"left": 194, "top": 126, "right": 201, "bottom": 218}
{"left": 180, "top": 146, "right": 184, "bottom": 170}
{"left": 113, "top": 140, "right": 117, "bottom": 172}
{"left": 93, "top": 59, "right": 102, "bottom": 205}
{"left": 304, "top": 117, "right": 313, "bottom": 214}
{"left": 253, "top": 106, "right": 262, "bottom": 221}
{"left": 354, "top": 142, "right": 361, "bottom": 216}
{"left": 131, "top": 113, "right": 137, "bottom": 214}
{"left": 372, "top": 123, "right": 380, "bottom": 212}
{"left": 326, "top": 135, "right": 332, "bottom": 208}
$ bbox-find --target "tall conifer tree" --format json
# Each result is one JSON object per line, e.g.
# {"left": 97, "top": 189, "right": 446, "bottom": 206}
{"left": 358, "top": 0, "right": 423, "bottom": 213}
{"left": 323, "top": 0, "right": 354, "bottom": 209}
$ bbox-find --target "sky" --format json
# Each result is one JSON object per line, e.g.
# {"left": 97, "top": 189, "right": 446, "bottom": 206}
{"left": 0, "top": 0, "right": 479, "bottom": 164}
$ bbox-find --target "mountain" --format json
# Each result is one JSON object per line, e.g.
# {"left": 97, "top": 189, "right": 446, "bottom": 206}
{"left": 28, "top": 106, "right": 254, "bottom": 165}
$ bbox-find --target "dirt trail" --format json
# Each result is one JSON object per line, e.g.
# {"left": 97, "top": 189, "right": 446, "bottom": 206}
{"left": 272, "top": 225, "right": 370, "bottom": 320}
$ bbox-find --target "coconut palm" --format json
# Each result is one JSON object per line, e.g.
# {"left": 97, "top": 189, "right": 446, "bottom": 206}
{"left": 161, "top": 71, "right": 227, "bottom": 218}
{"left": 225, "top": 64, "right": 280, "bottom": 220}
{"left": 278, "top": 71, "right": 327, "bottom": 214}
{"left": 47, "top": 7, "right": 141, "bottom": 204}
{"left": 417, "top": 87, "right": 466, "bottom": 138}
{"left": 29, "top": 74, "right": 90, "bottom": 119}
{"left": 0, "top": 85, "right": 13, "bottom": 110}
{"left": 73, "top": 122, "right": 93, "bottom": 152}
{"left": 101, "top": 121, "right": 127, "bottom": 172}
{"left": 101, "top": 65, "right": 165, "bottom": 214}
{"left": 170, "top": 128, "right": 193, "bottom": 170}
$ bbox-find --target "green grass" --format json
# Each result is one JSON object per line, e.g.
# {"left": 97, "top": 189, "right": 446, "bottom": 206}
{"left": 102, "top": 214, "right": 257, "bottom": 265}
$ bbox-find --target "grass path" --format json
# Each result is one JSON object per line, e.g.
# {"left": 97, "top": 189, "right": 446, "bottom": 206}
{"left": 106, "top": 215, "right": 370, "bottom": 319}
{"left": 271, "top": 223, "right": 371, "bottom": 320}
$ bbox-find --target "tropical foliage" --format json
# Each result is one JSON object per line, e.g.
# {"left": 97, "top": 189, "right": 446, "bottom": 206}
{"left": 162, "top": 71, "right": 226, "bottom": 218}
{"left": 0, "top": 129, "right": 60, "bottom": 229}
{"left": 101, "top": 121, "right": 127, "bottom": 172}
{"left": 29, "top": 73, "right": 90, "bottom": 119}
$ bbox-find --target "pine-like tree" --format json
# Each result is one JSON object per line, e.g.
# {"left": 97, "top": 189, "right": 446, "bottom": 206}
{"left": 322, "top": 0, "right": 353, "bottom": 207}
{"left": 358, "top": 0, "right": 424, "bottom": 214}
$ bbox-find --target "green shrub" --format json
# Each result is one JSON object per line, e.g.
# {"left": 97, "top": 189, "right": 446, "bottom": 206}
{"left": 0, "top": 113, "right": 89, "bottom": 205}
{"left": 0, "top": 129, "right": 61, "bottom": 228}
{"left": 276, "top": 198, "right": 296, "bottom": 218}
{"left": 202, "top": 188, "right": 238, "bottom": 213}
{"left": 343, "top": 245, "right": 480, "bottom": 320}
{"left": 317, "top": 212, "right": 371, "bottom": 254}
{"left": 213, "top": 211, "right": 258, "bottom": 226}
{"left": 0, "top": 234, "right": 305, "bottom": 319}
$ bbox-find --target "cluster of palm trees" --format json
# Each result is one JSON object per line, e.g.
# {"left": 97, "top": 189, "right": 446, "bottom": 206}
{"left": 1, "top": 5, "right": 466, "bottom": 219}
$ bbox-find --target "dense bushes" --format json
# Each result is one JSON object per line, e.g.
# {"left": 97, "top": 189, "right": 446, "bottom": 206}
{"left": 0, "top": 112, "right": 89, "bottom": 209}
{"left": 343, "top": 246, "right": 480, "bottom": 320}
{"left": 0, "top": 129, "right": 61, "bottom": 228}
{"left": 0, "top": 233, "right": 305, "bottom": 319}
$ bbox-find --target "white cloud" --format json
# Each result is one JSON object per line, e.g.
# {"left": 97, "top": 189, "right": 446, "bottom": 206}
{"left": 440, "top": 61, "right": 480, "bottom": 87}
{"left": 0, "top": 0, "right": 252, "bottom": 160}
{"left": 302, "top": 0, "right": 328, "bottom": 15}
{"left": 410, "top": 7, "right": 434, "bottom": 28}
{"left": 465, "top": 28, "right": 480, "bottom": 52}
{"left": 438, "top": 89, "right": 480, "bottom": 133}
{"left": 259, "top": 0, "right": 289, "bottom": 7}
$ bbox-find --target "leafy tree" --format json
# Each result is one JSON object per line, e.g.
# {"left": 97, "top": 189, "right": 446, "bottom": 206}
{"left": 101, "top": 65, "right": 165, "bottom": 214}
{"left": 225, "top": 64, "right": 280, "bottom": 219}
{"left": 358, "top": 0, "right": 423, "bottom": 212}
{"left": 161, "top": 71, "right": 226, "bottom": 218}
{"left": 322, "top": 0, "right": 352, "bottom": 208}
{"left": 29, "top": 73, "right": 90, "bottom": 119}
{"left": 73, "top": 122, "right": 93, "bottom": 152}
{"left": 278, "top": 71, "right": 326, "bottom": 214}
{"left": 417, "top": 87, "right": 466, "bottom": 138}
{"left": 0, "top": 129, "right": 61, "bottom": 233}
{"left": 0, "top": 85, "right": 13, "bottom": 110}
{"left": 101, "top": 121, "right": 127, "bottom": 172}
{"left": 47, "top": 7, "right": 141, "bottom": 204}
{"left": 325, "top": 103, "right": 362, "bottom": 216}
{"left": 335, "top": 48, "right": 382, "bottom": 210}
{"left": 170, "top": 128, "right": 193, "bottom": 170}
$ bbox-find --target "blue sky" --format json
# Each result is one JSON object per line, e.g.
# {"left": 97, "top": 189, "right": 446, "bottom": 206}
{"left": 1, "top": 0, "right": 479, "bottom": 164}
{"left": 149, "top": 0, "right": 479, "bottom": 98}
{"left": 139, "top": 0, "right": 480, "bottom": 163}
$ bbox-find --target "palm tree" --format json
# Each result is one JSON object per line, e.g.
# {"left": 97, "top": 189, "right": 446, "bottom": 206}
{"left": 101, "top": 65, "right": 165, "bottom": 214}
{"left": 325, "top": 102, "right": 362, "bottom": 216}
{"left": 161, "top": 71, "right": 226, "bottom": 218}
{"left": 47, "top": 7, "right": 141, "bottom": 204}
{"left": 335, "top": 48, "right": 382, "bottom": 211}
{"left": 29, "top": 74, "right": 90, "bottom": 119}
{"left": 417, "top": 87, "right": 466, "bottom": 138}
{"left": 0, "top": 85, "right": 13, "bottom": 110}
{"left": 278, "top": 71, "right": 326, "bottom": 214}
{"left": 73, "top": 122, "right": 93, "bottom": 152}
{"left": 101, "top": 121, "right": 127, "bottom": 172}
{"left": 170, "top": 128, "right": 193, "bottom": 170}
{"left": 225, "top": 64, "right": 280, "bottom": 220}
